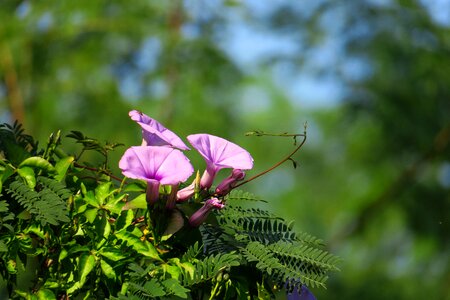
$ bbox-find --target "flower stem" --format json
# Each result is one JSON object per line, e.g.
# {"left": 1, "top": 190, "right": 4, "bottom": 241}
{"left": 233, "top": 127, "right": 307, "bottom": 189}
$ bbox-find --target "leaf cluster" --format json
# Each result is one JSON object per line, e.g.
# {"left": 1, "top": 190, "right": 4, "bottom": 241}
{"left": 0, "top": 123, "right": 338, "bottom": 299}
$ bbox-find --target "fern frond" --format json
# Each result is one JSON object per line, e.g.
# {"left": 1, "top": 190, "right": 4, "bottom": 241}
{"left": 220, "top": 205, "right": 280, "bottom": 220}
{"left": 242, "top": 241, "right": 283, "bottom": 276}
{"left": 268, "top": 241, "right": 340, "bottom": 272}
{"left": 242, "top": 240, "right": 334, "bottom": 289}
{"left": 6, "top": 178, "right": 69, "bottom": 226}
{"left": 180, "top": 252, "right": 241, "bottom": 286}
{"left": 0, "top": 200, "right": 15, "bottom": 232}
{"left": 222, "top": 217, "right": 297, "bottom": 244}
{"left": 200, "top": 224, "right": 240, "bottom": 254}
{"left": 226, "top": 189, "right": 265, "bottom": 202}
{"left": 128, "top": 280, "right": 166, "bottom": 298}
{"left": 281, "top": 268, "right": 329, "bottom": 289}
{"left": 181, "top": 241, "right": 202, "bottom": 261}
{"left": 36, "top": 176, "right": 72, "bottom": 200}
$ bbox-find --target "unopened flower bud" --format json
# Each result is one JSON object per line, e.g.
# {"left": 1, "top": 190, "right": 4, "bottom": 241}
{"left": 188, "top": 197, "right": 224, "bottom": 227}
{"left": 215, "top": 169, "right": 245, "bottom": 196}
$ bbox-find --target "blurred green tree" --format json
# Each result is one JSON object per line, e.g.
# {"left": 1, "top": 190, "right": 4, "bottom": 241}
{"left": 1, "top": 0, "right": 449, "bottom": 299}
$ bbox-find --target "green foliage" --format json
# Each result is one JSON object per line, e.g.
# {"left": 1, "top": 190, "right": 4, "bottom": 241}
{"left": 0, "top": 123, "right": 337, "bottom": 299}
{"left": 0, "top": 122, "right": 39, "bottom": 165}
{"left": 6, "top": 176, "right": 70, "bottom": 226}
{"left": 1, "top": 0, "right": 448, "bottom": 299}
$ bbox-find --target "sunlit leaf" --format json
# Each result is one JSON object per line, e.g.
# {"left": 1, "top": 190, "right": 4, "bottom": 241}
{"left": 100, "top": 259, "right": 116, "bottom": 280}
{"left": 19, "top": 157, "right": 56, "bottom": 175}
{"left": 17, "top": 166, "right": 36, "bottom": 189}
{"left": 54, "top": 156, "right": 74, "bottom": 182}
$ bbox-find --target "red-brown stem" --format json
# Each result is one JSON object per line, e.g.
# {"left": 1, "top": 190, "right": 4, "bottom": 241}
{"left": 232, "top": 134, "right": 307, "bottom": 189}
{"left": 73, "top": 162, "right": 124, "bottom": 182}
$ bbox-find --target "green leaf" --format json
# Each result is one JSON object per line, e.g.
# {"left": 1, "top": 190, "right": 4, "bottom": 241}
{"left": 122, "top": 193, "right": 146, "bottom": 210}
{"left": 162, "top": 278, "right": 189, "bottom": 298}
{"left": 85, "top": 208, "right": 98, "bottom": 223}
{"left": 79, "top": 253, "right": 96, "bottom": 285}
{"left": 95, "top": 182, "right": 113, "bottom": 205}
{"left": 115, "top": 231, "right": 161, "bottom": 261}
{"left": 162, "top": 209, "right": 185, "bottom": 241}
{"left": 67, "top": 245, "right": 91, "bottom": 256}
{"left": 99, "top": 247, "right": 127, "bottom": 261}
{"left": 94, "top": 217, "right": 111, "bottom": 249}
{"left": 104, "top": 194, "right": 126, "bottom": 215}
{"left": 37, "top": 288, "right": 56, "bottom": 300}
{"left": 115, "top": 209, "right": 134, "bottom": 231}
{"left": 54, "top": 156, "right": 74, "bottom": 181}
{"left": 0, "top": 163, "right": 14, "bottom": 193}
{"left": 59, "top": 248, "right": 68, "bottom": 262}
{"left": 0, "top": 240, "right": 8, "bottom": 252}
{"left": 19, "top": 156, "right": 57, "bottom": 175}
{"left": 142, "top": 279, "right": 166, "bottom": 297}
{"left": 162, "top": 262, "right": 182, "bottom": 280}
{"left": 17, "top": 166, "right": 36, "bottom": 189}
{"left": 0, "top": 200, "right": 9, "bottom": 212}
{"left": 123, "top": 182, "right": 146, "bottom": 192}
{"left": 100, "top": 259, "right": 116, "bottom": 280}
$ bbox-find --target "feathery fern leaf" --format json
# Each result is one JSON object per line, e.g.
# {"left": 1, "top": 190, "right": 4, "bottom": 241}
{"left": 6, "top": 178, "right": 70, "bottom": 226}
{"left": 226, "top": 190, "right": 265, "bottom": 202}
{"left": 181, "top": 241, "right": 202, "bottom": 261}
{"left": 220, "top": 205, "right": 280, "bottom": 220}
{"left": 243, "top": 241, "right": 284, "bottom": 276}
{"left": 268, "top": 241, "right": 340, "bottom": 272}
{"left": 180, "top": 252, "right": 241, "bottom": 286}
{"left": 200, "top": 224, "right": 240, "bottom": 254}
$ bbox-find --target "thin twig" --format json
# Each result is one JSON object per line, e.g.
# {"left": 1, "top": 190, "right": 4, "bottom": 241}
{"left": 73, "top": 162, "right": 124, "bottom": 182}
{"left": 233, "top": 129, "right": 307, "bottom": 189}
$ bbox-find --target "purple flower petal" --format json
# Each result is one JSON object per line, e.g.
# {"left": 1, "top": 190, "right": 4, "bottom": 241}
{"left": 119, "top": 146, "right": 194, "bottom": 185}
{"left": 287, "top": 286, "right": 317, "bottom": 300}
{"left": 187, "top": 134, "right": 253, "bottom": 170}
{"left": 129, "top": 110, "right": 190, "bottom": 150}
{"left": 187, "top": 134, "right": 253, "bottom": 188}
{"left": 177, "top": 181, "right": 196, "bottom": 202}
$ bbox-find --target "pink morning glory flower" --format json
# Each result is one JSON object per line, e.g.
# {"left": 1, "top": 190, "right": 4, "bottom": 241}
{"left": 187, "top": 134, "right": 253, "bottom": 190}
{"left": 188, "top": 197, "right": 225, "bottom": 227}
{"left": 129, "top": 110, "right": 190, "bottom": 150}
{"left": 215, "top": 169, "right": 246, "bottom": 196}
{"left": 119, "top": 146, "right": 194, "bottom": 204}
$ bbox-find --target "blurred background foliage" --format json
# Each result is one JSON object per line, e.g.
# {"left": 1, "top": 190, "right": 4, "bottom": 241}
{"left": 1, "top": 0, "right": 449, "bottom": 299}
